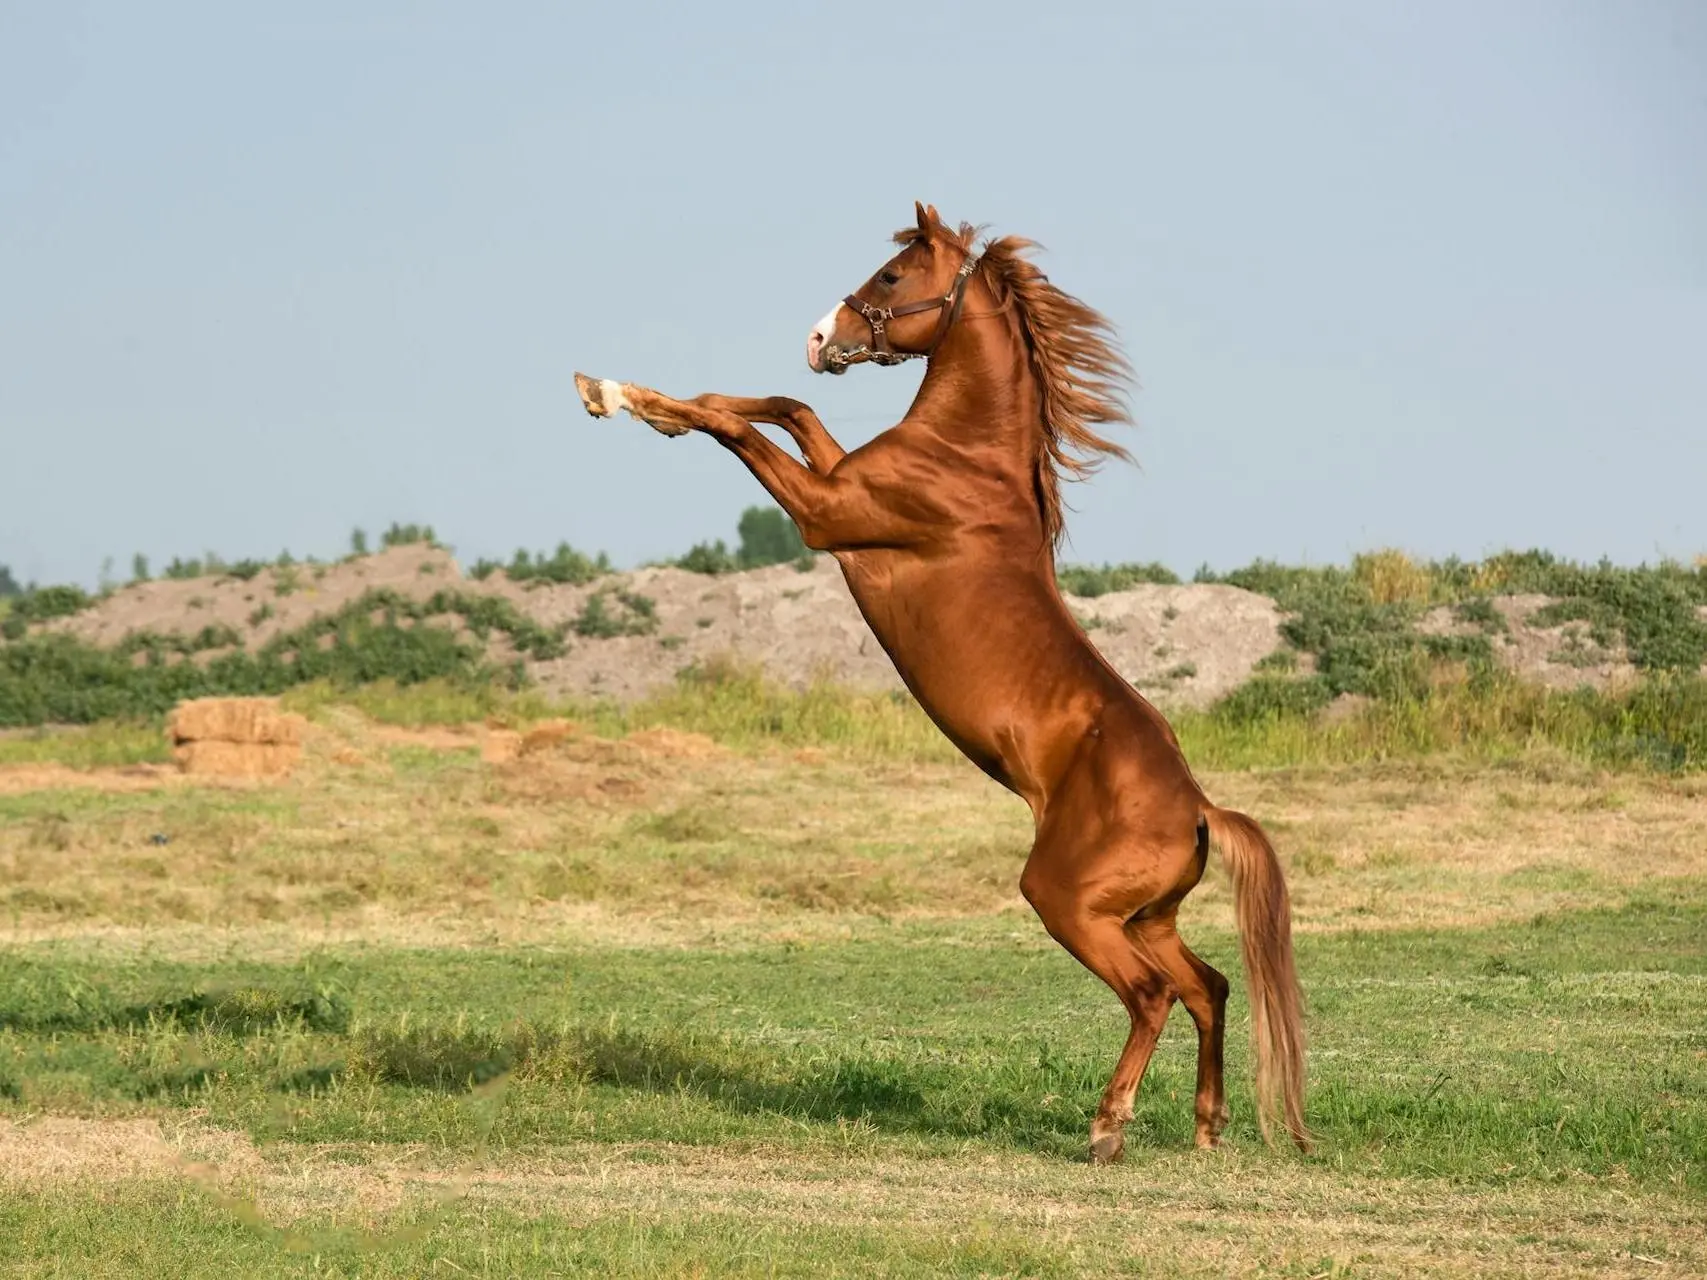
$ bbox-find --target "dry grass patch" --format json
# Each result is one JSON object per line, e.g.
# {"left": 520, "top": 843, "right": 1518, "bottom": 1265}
{"left": 3, "top": 730, "right": 1704, "bottom": 942}
{"left": 1196, "top": 762, "right": 1707, "bottom": 933}
{"left": 3, "top": 1130, "right": 1701, "bottom": 1278}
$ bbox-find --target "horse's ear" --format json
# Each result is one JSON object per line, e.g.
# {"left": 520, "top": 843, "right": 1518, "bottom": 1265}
{"left": 915, "top": 201, "right": 936, "bottom": 234}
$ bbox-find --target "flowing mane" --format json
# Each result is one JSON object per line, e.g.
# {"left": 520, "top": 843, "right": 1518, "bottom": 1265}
{"left": 897, "top": 221, "right": 1136, "bottom": 546}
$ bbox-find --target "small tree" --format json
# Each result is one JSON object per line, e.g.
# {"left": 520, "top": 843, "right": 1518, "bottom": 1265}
{"left": 736, "top": 505, "right": 807, "bottom": 569}
{"left": 382, "top": 522, "right": 438, "bottom": 549}
{"left": 131, "top": 553, "right": 151, "bottom": 584}
{"left": 0, "top": 564, "right": 19, "bottom": 598}
{"left": 675, "top": 539, "right": 738, "bottom": 575}
{"left": 350, "top": 527, "right": 369, "bottom": 556}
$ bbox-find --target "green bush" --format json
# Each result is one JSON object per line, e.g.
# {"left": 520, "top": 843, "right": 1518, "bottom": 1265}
{"left": 380, "top": 522, "right": 440, "bottom": 550}
{"left": 574, "top": 590, "right": 657, "bottom": 638}
{"left": 736, "top": 505, "right": 807, "bottom": 569}
{"left": 1194, "top": 550, "right": 1707, "bottom": 686}
{"left": 0, "top": 588, "right": 569, "bottom": 727}
{"left": 0, "top": 585, "right": 94, "bottom": 639}
{"left": 1057, "top": 561, "right": 1181, "bottom": 596}
{"left": 472, "top": 542, "right": 611, "bottom": 586}
{"left": 673, "top": 540, "right": 740, "bottom": 576}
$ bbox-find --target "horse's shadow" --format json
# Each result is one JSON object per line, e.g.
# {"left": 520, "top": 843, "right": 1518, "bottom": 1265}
{"left": 334, "top": 1019, "right": 1192, "bottom": 1154}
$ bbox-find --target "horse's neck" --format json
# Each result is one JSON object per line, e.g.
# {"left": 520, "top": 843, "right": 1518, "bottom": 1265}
{"left": 905, "top": 306, "right": 1040, "bottom": 462}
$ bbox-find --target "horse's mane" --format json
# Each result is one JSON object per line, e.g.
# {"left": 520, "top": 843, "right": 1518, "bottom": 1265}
{"left": 895, "top": 220, "right": 1135, "bottom": 546}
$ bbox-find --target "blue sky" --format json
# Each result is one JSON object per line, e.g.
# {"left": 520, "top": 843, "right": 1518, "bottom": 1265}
{"left": 3, "top": 1, "right": 1703, "bottom": 587}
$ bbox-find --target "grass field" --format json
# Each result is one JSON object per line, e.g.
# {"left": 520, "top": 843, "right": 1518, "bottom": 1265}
{"left": 1, "top": 700, "right": 1704, "bottom": 1276}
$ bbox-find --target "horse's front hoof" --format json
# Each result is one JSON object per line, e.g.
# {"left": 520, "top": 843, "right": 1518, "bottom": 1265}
{"left": 1089, "top": 1132, "right": 1125, "bottom": 1165}
{"left": 574, "top": 372, "right": 626, "bottom": 419}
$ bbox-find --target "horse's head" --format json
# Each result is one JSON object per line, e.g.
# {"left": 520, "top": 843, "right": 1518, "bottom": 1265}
{"left": 807, "top": 202, "right": 980, "bottom": 375}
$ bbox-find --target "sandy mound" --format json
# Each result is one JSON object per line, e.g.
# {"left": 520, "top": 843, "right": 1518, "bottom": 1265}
{"left": 1067, "top": 584, "right": 1285, "bottom": 707}
{"left": 29, "top": 547, "right": 1287, "bottom": 709}
{"left": 520, "top": 558, "right": 1282, "bottom": 710}
{"left": 1420, "top": 595, "right": 1642, "bottom": 692}
{"left": 47, "top": 544, "right": 463, "bottom": 652}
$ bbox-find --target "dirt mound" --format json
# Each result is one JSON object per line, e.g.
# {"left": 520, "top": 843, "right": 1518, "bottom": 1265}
{"left": 48, "top": 544, "right": 463, "bottom": 653}
{"left": 1066, "top": 584, "right": 1285, "bottom": 706}
{"left": 1420, "top": 595, "right": 1641, "bottom": 692}
{"left": 169, "top": 696, "right": 307, "bottom": 778}
{"left": 517, "top": 557, "right": 1282, "bottom": 710}
{"left": 33, "top": 547, "right": 1290, "bottom": 709}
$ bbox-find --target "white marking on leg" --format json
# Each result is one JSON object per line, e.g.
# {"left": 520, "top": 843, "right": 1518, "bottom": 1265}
{"left": 598, "top": 379, "right": 630, "bottom": 416}
{"left": 806, "top": 303, "right": 845, "bottom": 372}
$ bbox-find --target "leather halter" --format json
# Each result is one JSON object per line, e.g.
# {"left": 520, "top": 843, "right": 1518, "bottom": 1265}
{"left": 829, "top": 251, "right": 982, "bottom": 370}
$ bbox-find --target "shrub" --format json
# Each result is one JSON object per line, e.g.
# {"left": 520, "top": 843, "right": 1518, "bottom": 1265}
{"left": 673, "top": 540, "right": 739, "bottom": 576}
{"left": 574, "top": 590, "right": 657, "bottom": 639}
{"left": 474, "top": 542, "right": 611, "bottom": 586}
{"left": 0, "top": 588, "right": 569, "bottom": 726}
{"left": 381, "top": 522, "right": 440, "bottom": 550}
{"left": 0, "top": 584, "right": 94, "bottom": 639}
{"left": 1057, "top": 561, "right": 1180, "bottom": 597}
{"left": 736, "top": 505, "right": 807, "bottom": 569}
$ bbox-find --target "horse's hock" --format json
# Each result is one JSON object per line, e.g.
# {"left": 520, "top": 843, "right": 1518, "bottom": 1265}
{"left": 166, "top": 697, "right": 306, "bottom": 778}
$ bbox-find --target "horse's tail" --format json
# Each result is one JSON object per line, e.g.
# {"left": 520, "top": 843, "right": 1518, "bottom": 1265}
{"left": 1203, "top": 804, "right": 1311, "bottom": 1151}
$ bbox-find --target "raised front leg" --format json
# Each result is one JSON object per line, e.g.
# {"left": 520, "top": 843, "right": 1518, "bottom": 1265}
{"left": 690, "top": 395, "right": 846, "bottom": 473}
{"left": 574, "top": 373, "right": 943, "bottom": 552}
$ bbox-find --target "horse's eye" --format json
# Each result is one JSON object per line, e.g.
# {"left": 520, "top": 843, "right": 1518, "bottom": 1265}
{"left": 879, "top": 271, "right": 900, "bottom": 286}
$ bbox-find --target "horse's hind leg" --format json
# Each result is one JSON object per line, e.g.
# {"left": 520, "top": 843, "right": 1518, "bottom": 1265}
{"left": 1021, "top": 848, "right": 1181, "bottom": 1165}
{"left": 1147, "top": 921, "right": 1230, "bottom": 1148}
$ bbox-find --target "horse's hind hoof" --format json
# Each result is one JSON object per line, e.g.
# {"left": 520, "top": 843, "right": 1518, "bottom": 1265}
{"left": 574, "top": 372, "right": 625, "bottom": 419}
{"left": 1089, "top": 1133, "right": 1125, "bottom": 1166}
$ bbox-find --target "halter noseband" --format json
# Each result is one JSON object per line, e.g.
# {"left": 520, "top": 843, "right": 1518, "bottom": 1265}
{"left": 828, "top": 251, "right": 982, "bottom": 371}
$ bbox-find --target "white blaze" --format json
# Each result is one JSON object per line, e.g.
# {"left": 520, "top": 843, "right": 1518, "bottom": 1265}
{"left": 806, "top": 303, "right": 846, "bottom": 371}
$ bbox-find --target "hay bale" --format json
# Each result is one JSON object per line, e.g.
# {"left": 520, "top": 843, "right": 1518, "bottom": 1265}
{"left": 167, "top": 697, "right": 305, "bottom": 746}
{"left": 165, "top": 696, "right": 307, "bottom": 778}
{"left": 172, "top": 740, "right": 301, "bottom": 778}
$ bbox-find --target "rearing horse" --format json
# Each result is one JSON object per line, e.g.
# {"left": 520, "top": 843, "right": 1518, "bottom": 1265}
{"left": 575, "top": 202, "right": 1308, "bottom": 1162}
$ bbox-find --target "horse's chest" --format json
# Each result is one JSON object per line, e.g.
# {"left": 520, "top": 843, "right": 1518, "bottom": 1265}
{"left": 835, "top": 557, "right": 929, "bottom": 651}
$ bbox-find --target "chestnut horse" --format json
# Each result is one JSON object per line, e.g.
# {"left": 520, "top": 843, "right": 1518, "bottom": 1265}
{"left": 574, "top": 202, "right": 1308, "bottom": 1162}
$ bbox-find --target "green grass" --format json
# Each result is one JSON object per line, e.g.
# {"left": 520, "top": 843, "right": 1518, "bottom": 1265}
{"left": 0, "top": 721, "right": 170, "bottom": 769}
{"left": 0, "top": 889, "right": 1703, "bottom": 1274}
{"left": 557, "top": 663, "right": 1707, "bottom": 774}
{"left": 0, "top": 1192, "right": 1099, "bottom": 1279}
{"left": 2, "top": 705, "right": 1704, "bottom": 1274}
{"left": 2, "top": 892, "right": 1701, "bottom": 1174}
{"left": 8, "top": 656, "right": 1706, "bottom": 779}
